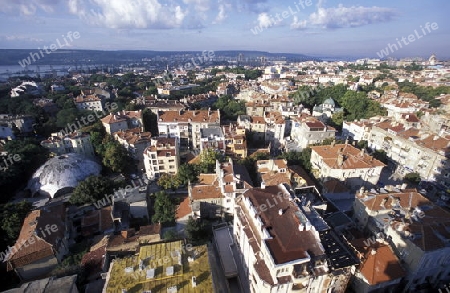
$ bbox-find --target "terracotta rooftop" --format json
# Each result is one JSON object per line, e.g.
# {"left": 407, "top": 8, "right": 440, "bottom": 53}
{"left": 114, "top": 128, "right": 151, "bottom": 145}
{"left": 311, "top": 144, "right": 385, "bottom": 169}
{"left": 244, "top": 186, "right": 325, "bottom": 265}
{"left": 175, "top": 196, "right": 192, "bottom": 219}
{"left": 101, "top": 110, "right": 142, "bottom": 124}
{"left": 158, "top": 109, "right": 220, "bottom": 123}
{"left": 351, "top": 241, "right": 406, "bottom": 285}
{"left": 6, "top": 204, "right": 66, "bottom": 270}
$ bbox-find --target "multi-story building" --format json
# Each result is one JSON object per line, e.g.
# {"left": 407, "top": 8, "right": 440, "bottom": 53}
{"left": 264, "top": 111, "right": 286, "bottom": 148}
{"left": 223, "top": 124, "right": 247, "bottom": 158}
{"left": 74, "top": 94, "right": 104, "bottom": 112}
{"left": 41, "top": 131, "right": 95, "bottom": 158}
{"left": 246, "top": 100, "right": 270, "bottom": 116}
{"left": 157, "top": 109, "right": 220, "bottom": 150}
{"left": 342, "top": 119, "right": 375, "bottom": 142}
{"left": 310, "top": 143, "right": 385, "bottom": 190}
{"left": 114, "top": 128, "right": 152, "bottom": 165}
{"left": 143, "top": 137, "right": 179, "bottom": 180}
{"left": 353, "top": 188, "right": 450, "bottom": 292}
{"left": 290, "top": 116, "right": 336, "bottom": 150}
{"left": 200, "top": 126, "right": 226, "bottom": 152}
{"left": 234, "top": 184, "right": 357, "bottom": 293}
{"left": 188, "top": 159, "right": 253, "bottom": 218}
{"left": 101, "top": 110, "right": 143, "bottom": 134}
{"left": 367, "top": 119, "right": 450, "bottom": 185}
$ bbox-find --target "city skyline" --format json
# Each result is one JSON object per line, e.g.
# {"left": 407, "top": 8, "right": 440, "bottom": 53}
{"left": 0, "top": 0, "right": 449, "bottom": 59}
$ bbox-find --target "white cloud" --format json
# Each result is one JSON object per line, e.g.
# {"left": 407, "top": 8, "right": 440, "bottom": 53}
{"left": 309, "top": 4, "right": 396, "bottom": 28}
{"left": 256, "top": 12, "right": 274, "bottom": 28}
{"left": 0, "top": 0, "right": 59, "bottom": 15}
{"left": 290, "top": 16, "right": 307, "bottom": 29}
{"left": 3, "top": 35, "right": 44, "bottom": 42}
{"left": 68, "top": 0, "right": 187, "bottom": 29}
{"left": 183, "top": 0, "right": 210, "bottom": 13}
{"left": 213, "top": 3, "right": 230, "bottom": 24}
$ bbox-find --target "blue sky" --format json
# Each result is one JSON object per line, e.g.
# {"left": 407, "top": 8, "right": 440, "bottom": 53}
{"left": 0, "top": 0, "right": 448, "bottom": 58}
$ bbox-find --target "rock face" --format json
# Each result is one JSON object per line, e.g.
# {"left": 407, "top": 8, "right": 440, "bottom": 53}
{"left": 28, "top": 153, "right": 101, "bottom": 198}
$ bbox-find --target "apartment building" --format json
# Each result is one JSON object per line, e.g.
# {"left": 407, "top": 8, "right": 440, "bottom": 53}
{"left": 290, "top": 116, "right": 336, "bottom": 150}
{"left": 113, "top": 127, "right": 151, "bottom": 164}
{"left": 234, "top": 184, "right": 357, "bottom": 293}
{"left": 367, "top": 119, "right": 450, "bottom": 185}
{"left": 264, "top": 111, "right": 286, "bottom": 148}
{"left": 199, "top": 126, "right": 226, "bottom": 152}
{"left": 223, "top": 124, "right": 247, "bottom": 158}
{"left": 310, "top": 143, "right": 385, "bottom": 190}
{"left": 189, "top": 159, "right": 253, "bottom": 218}
{"left": 143, "top": 137, "right": 179, "bottom": 180}
{"left": 41, "top": 131, "right": 95, "bottom": 158}
{"left": 353, "top": 188, "right": 450, "bottom": 292}
{"left": 74, "top": 94, "right": 104, "bottom": 112}
{"left": 157, "top": 109, "right": 220, "bottom": 150}
{"left": 101, "top": 110, "right": 143, "bottom": 134}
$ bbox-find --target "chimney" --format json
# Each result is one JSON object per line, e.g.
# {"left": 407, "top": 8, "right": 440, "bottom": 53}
{"left": 278, "top": 209, "right": 283, "bottom": 216}
{"left": 337, "top": 153, "right": 344, "bottom": 166}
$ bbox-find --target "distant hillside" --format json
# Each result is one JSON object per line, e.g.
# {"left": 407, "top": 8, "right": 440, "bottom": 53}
{"left": 0, "top": 49, "right": 319, "bottom": 66}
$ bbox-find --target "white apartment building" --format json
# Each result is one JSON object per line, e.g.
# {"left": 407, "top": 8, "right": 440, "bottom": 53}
{"left": 101, "top": 110, "right": 143, "bottom": 134}
{"left": 353, "top": 188, "right": 450, "bottom": 292}
{"left": 234, "top": 184, "right": 355, "bottom": 293}
{"left": 290, "top": 116, "right": 336, "bottom": 150}
{"left": 41, "top": 131, "right": 95, "bottom": 158}
{"left": 200, "top": 126, "right": 226, "bottom": 152}
{"left": 310, "top": 143, "right": 385, "bottom": 190}
{"left": 367, "top": 119, "right": 450, "bottom": 186}
{"left": 74, "top": 94, "right": 104, "bottom": 112}
{"left": 264, "top": 111, "right": 286, "bottom": 148}
{"left": 157, "top": 109, "right": 220, "bottom": 150}
{"left": 143, "top": 137, "right": 179, "bottom": 180}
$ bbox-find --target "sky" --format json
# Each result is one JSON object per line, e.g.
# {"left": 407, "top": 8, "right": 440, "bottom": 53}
{"left": 0, "top": 0, "right": 448, "bottom": 59}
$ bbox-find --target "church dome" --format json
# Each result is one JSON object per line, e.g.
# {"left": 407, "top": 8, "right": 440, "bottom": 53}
{"left": 27, "top": 153, "right": 101, "bottom": 198}
{"left": 323, "top": 97, "right": 336, "bottom": 107}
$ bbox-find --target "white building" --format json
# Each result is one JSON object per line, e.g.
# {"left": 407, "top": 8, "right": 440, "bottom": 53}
{"left": 353, "top": 188, "right": 450, "bottom": 292}
{"left": 41, "top": 131, "right": 95, "bottom": 158}
{"left": 143, "top": 137, "right": 179, "bottom": 180}
{"left": 290, "top": 116, "right": 336, "bottom": 150}
{"left": 310, "top": 143, "right": 385, "bottom": 190}
{"left": 234, "top": 184, "right": 355, "bottom": 293}
{"left": 101, "top": 110, "right": 143, "bottom": 135}
{"left": 157, "top": 109, "right": 220, "bottom": 150}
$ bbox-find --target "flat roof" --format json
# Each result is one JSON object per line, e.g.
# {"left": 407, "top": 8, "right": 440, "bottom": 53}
{"left": 213, "top": 225, "right": 238, "bottom": 278}
{"left": 105, "top": 240, "right": 212, "bottom": 293}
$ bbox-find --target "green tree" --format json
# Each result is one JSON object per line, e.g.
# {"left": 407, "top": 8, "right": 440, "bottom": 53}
{"left": 185, "top": 217, "right": 211, "bottom": 245}
{"left": 404, "top": 172, "right": 421, "bottom": 185}
{"left": 69, "top": 175, "right": 117, "bottom": 205}
{"left": 198, "top": 148, "right": 222, "bottom": 173}
{"left": 102, "top": 140, "right": 134, "bottom": 175}
{"left": 0, "top": 201, "right": 32, "bottom": 243}
{"left": 371, "top": 149, "right": 388, "bottom": 164}
{"left": 157, "top": 173, "right": 181, "bottom": 190}
{"left": 152, "top": 191, "right": 175, "bottom": 224}
{"left": 177, "top": 164, "right": 199, "bottom": 186}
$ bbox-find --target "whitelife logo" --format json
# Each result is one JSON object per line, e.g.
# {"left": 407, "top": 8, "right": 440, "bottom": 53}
{"left": 18, "top": 31, "right": 81, "bottom": 68}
